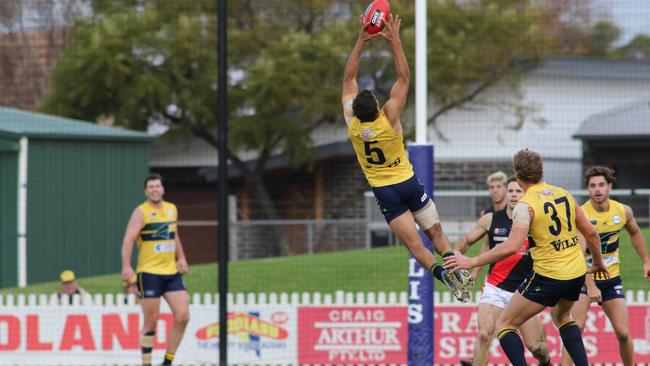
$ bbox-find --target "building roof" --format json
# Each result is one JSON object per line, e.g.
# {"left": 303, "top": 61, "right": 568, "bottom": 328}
{"left": 574, "top": 100, "right": 650, "bottom": 140}
{"left": 531, "top": 58, "right": 650, "bottom": 81}
{"left": 0, "top": 107, "right": 152, "bottom": 142}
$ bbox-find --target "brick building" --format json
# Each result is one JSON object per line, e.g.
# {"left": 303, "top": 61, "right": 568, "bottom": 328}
{"left": 0, "top": 28, "right": 70, "bottom": 110}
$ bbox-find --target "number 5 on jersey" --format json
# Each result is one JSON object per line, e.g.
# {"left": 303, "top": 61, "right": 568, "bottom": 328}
{"left": 364, "top": 140, "right": 386, "bottom": 165}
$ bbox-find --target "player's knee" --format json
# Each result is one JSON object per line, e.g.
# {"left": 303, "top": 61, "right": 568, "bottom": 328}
{"left": 551, "top": 313, "right": 571, "bottom": 328}
{"left": 529, "top": 342, "right": 549, "bottom": 361}
{"left": 175, "top": 310, "right": 190, "bottom": 325}
{"left": 526, "top": 341, "right": 544, "bottom": 355}
{"left": 414, "top": 201, "right": 440, "bottom": 231}
{"left": 143, "top": 310, "right": 160, "bottom": 325}
{"left": 477, "top": 328, "right": 494, "bottom": 344}
{"left": 615, "top": 329, "right": 629, "bottom": 343}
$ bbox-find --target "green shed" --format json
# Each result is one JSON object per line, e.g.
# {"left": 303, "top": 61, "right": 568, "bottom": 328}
{"left": 0, "top": 107, "right": 153, "bottom": 287}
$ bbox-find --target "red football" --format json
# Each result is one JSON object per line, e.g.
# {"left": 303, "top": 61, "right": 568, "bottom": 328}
{"left": 363, "top": 0, "right": 390, "bottom": 34}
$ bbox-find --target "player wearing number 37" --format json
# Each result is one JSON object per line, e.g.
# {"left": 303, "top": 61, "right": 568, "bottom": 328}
{"left": 341, "top": 13, "right": 474, "bottom": 301}
{"left": 444, "top": 149, "right": 610, "bottom": 366}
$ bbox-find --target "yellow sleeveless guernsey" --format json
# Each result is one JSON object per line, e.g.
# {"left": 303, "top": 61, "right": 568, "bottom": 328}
{"left": 136, "top": 201, "right": 178, "bottom": 275}
{"left": 582, "top": 199, "right": 627, "bottom": 279}
{"left": 520, "top": 183, "right": 586, "bottom": 280}
{"left": 348, "top": 109, "right": 414, "bottom": 187}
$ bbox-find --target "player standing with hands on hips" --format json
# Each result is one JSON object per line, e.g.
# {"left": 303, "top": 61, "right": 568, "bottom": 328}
{"left": 341, "top": 10, "right": 474, "bottom": 301}
{"left": 122, "top": 173, "right": 190, "bottom": 366}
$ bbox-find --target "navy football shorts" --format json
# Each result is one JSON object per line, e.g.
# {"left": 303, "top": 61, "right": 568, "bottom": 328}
{"left": 372, "top": 174, "right": 430, "bottom": 223}
{"left": 580, "top": 275, "right": 624, "bottom": 302}
{"left": 137, "top": 272, "right": 186, "bottom": 298}
{"left": 518, "top": 272, "right": 585, "bottom": 307}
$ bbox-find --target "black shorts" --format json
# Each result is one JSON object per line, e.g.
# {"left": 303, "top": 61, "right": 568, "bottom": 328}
{"left": 518, "top": 272, "right": 585, "bottom": 307}
{"left": 137, "top": 272, "right": 186, "bottom": 298}
{"left": 580, "top": 276, "right": 625, "bottom": 302}
{"left": 372, "top": 174, "right": 429, "bottom": 223}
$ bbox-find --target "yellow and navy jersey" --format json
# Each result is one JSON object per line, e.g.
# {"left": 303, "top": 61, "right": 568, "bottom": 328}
{"left": 136, "top": 201, "right": 178, "bottom": 275}
{"left": 520, "top": 182, "right": 586, "bottom": 280}
{"left": 348, "top": 109, "right": 414, "bottom": 187}
{"left": 582, "top": 199, "right": 627, "bottom": 279}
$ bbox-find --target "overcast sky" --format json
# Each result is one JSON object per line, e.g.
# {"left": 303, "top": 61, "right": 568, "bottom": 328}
{"left": 594, "top": 0, "right": 650, "bottom": 43}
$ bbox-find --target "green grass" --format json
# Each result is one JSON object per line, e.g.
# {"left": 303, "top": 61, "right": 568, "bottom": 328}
{"left": 3, "top": 229, "right": 649, "bottom": 296}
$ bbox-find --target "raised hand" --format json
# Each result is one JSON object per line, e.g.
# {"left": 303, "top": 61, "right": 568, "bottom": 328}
{"left": 378, "top": 14, "right": 401, "bottom": 43}
{"left": 357, "top": 14, "right": 380, "bottom": 42}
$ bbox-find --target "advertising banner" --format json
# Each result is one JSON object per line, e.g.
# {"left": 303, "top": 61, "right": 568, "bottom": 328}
{"left": 298, "top": 306, "right": 408, "bottom": 364}
{"left": 0, "top": 303, "right": 297, "bottom": 365}
{"left": 434, "top": 304, "right": 650, "bottom": 364}
{"left": 0, "top": 297, "right": 648, "bottom": 365}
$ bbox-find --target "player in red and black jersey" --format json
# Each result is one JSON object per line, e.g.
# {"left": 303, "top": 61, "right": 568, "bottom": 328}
{"left": 455, "top": 177, "right": 550, "bottom": 366}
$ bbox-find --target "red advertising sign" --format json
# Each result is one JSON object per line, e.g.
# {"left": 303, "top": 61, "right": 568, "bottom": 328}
{"left": 298, "top": 307, "right": 408, "bottom": 364}
{"left": 434, "top": 304, "right": 650, "bottom": 364}
{"left": 298, "top": 304, "right": 650, "bottom": 364}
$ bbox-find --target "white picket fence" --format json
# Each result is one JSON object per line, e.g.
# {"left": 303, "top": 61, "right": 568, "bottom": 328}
{"left": 3, "top": 289, "right": 649, "bottom": 307}
{"left": 0, "top": 290, "right": 648, "bottom": 366}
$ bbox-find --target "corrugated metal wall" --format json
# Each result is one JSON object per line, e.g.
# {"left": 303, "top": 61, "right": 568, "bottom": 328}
{"left": 26, "top": 138, "right": 149, "bottom": 284}
{"left": 0, "top": 137, "right": 19, "bottom": 287}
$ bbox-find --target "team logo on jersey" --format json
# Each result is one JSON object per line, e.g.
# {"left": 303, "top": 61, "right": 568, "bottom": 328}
{"left": 613, "top": 215, "right": 621, "bottom": 224}
{"left": 591, "top": 219, "right": 597, "bottom": 225}
{"left": 493, "top": 227, "right": 508, "bottom": 235}
{"left": 360, "top": 129, "right": 376, "bottom": 140}
{"left": 539, "top": 189, "right": 555, "bottom": 197}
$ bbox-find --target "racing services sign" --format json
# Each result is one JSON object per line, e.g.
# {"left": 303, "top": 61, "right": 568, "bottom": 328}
{"left": 433, "top": 303, "right": 650, "bottom": 364}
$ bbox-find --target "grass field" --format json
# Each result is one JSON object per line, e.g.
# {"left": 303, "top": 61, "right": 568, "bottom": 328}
{"left": 3, "top": 229, "right": 649, "bottom": 296}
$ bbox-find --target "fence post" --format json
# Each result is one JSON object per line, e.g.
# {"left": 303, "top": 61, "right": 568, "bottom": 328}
{"left": 307, "top": 223, "right": 314, "bottom": 254}
{"left": 228, "top": 195, "right": 238, "bottom": 261}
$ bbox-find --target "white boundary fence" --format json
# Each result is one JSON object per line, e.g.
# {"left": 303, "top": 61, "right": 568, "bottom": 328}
{"left": 0, "top": 291, "right": 649, "bottom": 365}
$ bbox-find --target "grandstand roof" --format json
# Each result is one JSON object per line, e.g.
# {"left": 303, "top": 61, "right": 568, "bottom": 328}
{"left": 0, "top": 106, "right": 152, "bottom": 142}
{"left": 574, "top": 101, "right": 650, "bottom": 140}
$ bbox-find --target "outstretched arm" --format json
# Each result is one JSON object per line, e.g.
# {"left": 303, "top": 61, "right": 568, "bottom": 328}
{"left": 342, "top": 15, "right": 379, "bottom": 123}
{"left": 455, "top": 213, "right": 492, "bottom": 254}
{"left": 380, "top": 14, "right": 410, "bottom": 124}
{"left": 445, "top": 203, "right": 531, "bottom": 269}
{"left": 624, "top": 205, "right": 650, "bottom": 280}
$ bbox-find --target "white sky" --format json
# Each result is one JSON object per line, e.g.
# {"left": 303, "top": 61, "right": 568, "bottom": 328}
{"left": 594, "top": 0, "right": 650, "bottom": 43}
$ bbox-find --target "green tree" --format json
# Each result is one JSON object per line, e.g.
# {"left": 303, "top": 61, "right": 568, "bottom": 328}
{"left": 42, "top": 0, "right": 352, "bottom": 255}
{"left": 423, "top": 1, "right": 552, "bottom": 134}
{"left": 42, "top": 0, "right": 579, "bottom": 254}
{"left": 614, "top": 34, "right": 650, "bottom": 60}
{"left": 586, "top": 20, "right": 622, "bottom": 57}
